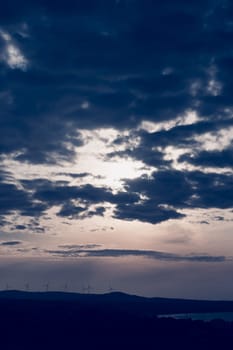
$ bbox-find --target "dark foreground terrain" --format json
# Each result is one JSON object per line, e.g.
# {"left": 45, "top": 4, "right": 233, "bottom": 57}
{"left": 1, "top": 291, "right": 233, "bottom": 349}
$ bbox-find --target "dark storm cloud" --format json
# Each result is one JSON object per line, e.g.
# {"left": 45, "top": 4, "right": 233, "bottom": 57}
{"left": 0, "top": 241, "right": 22, "bottom": 246}
{"left": 0, "top": 0, "right": 232, "bottom": 226}
{"left": 188, "top": 171, "right": 233, "bottom": 209}
{"left": 123, "top": 171, "right": 193, "bottom": 207}
{"left": 113, "top": 169, "right": 233, "bottom": 223}
{"left": 0, "top": 0, "right": 233, "bottom": 164}
{"left": 138, "top": 119, "right": 233, "bottom": 149}
{"left": 58, "top": 203, "right": 105, "bottom": 219}
{"left": 107, "top": 147, "right": 171, "bottom": 169}
{"left": 0, "top": 174, "right": 48, "bottom": 229}
{"left": 123, "top": 170, "right": 233, "bottom": 209}
{"left": 20, "top": 177, "right": 181, "bottom": 224}
{"left": 55, "top": 172, "right": 90, "bottom": 179}
{"left": 0, "top": 182, "right": 47, "bottom": 217}
{"left": 59, "top": 244, "right": 102, "bottom": 250}
{"left": 57, "top": 203, "right": 86, "bottom": 218}
{"left": 16, "top": 167, "right": 233, "bottom": 224}
{"left": 34, "top": 183, "right": 115, "bottom": 204}
{"left": 52, "top": 184, "right": 140, "bottom": 219}
{"left": 21, "top": 178, "right": 67, "bottom": 191}
{"left": 108, "top": 118, "right": 233, "bottom": 170}
{"left": 0, "top": 165, "right": 230, "bottom": 226}
{"left": 113, "top": 201, "right": 184, "bottom": 225}
{"left": 0, "top": 170, "right": 13, "bottom": 183}
{"left": 46, "top": 247, "right": 227, "bottom": 263}
{"left": 14, "top": 225, "right": 27, "bottom": 230}
{"left": 85, "top": 206, "right": 106, "bottom": 218}
{"left": 9, "top": 218, "right": 45, "bottom": 233}
{"left": 25, "top": 179, "right": 139, "bottom": 206}
{"left": 19, "top": 178, "right": 141, "bottom": 220}
{"left": 29, "top": 179, "right": 185, "bottom": 224}
{"left": 180, "top": 145, "right": 233, "bottom": 168}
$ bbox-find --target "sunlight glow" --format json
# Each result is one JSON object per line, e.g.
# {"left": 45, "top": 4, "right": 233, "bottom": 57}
{"left": 75, "top": 128, "right": 150, "bottom": 188}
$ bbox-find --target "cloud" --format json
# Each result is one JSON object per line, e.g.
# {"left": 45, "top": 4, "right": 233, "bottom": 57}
{"left": 113, "top": 201, "right": 184, "bottom": 224}
{"left": 123, "top": 170, "right": 233, "bottom": 208}
{"left": 112, "top": 169, "right": 233, "bottom": 223}
{"left": 0, "top": 182, "right": 47, "bottom": 217}
{"left": 108, "top": 117, "right": 233, "bottom": 176}
{"left": 20, "top": 179, "right": 142, "bottom": 220}
{"left": 46, "top": 247, "right": 227, "bottom": 263}
{"left": 11, "top": 167, "right": 230, "bottom": 225}
{"left": 107, "top": 147, "right": 171, "bottom": 169}
{"left": 0, "top": 170, "right": 13, "bottom": 182}
{"left": 125, "top": 170, "right": 192, "bottom": 207}
{"left": 180, "top": 146, "right": 233, "bottom": 169}
{"left": 55, "top": 172, "right": 90, "bottom": 179}
{"left": 57, "top": 203, "right": 87, "bottom": 218}
{"left": 12, "top": 222, "right": 44, "bottom": 233}
{"left": 137, "top": 119, "right": 233, "bottom": 149}
{"left": 59, "top": 244, "right": 102, "bottom": 249}
{"left": 188, "top": 171, "right": 233, "bottom": 209}
{"left": 0, "top": 0, "right": 232, "bottom": 165}
{"left": 0, "top": 0, "right": 232, "bottom": 228}
{"left": 14, "top": 225, "right": 27, "bottom": 230}
{"left": 24, "top": 178, "right": 183, "bottom": 223}
{"left": 33, "top": 183, "right": 114, "bottom": 204}
{"left": 0, "top": 241, "right": 22, "bottom": 246}
{"left": 162, "top": 234, "right": 191, "bottom": 245}
{"left": 0, "top": 29, "right": 28, "bottom": 70}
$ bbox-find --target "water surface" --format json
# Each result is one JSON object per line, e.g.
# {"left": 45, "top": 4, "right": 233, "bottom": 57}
{"left": 159, "top": 312, "right": 233, "bottom": 322}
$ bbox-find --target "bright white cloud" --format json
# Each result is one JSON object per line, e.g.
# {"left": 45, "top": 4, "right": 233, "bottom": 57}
{"left": 6, "top": 44, "right": 28, "bottom": 70}
{"left": 0, "top": 30, "right": 28, "bottom": 71}
{"left": 139, "top": 110, "right": 201, "bottom": 133}
{"left": 194, "top": 126, "right": 233, "bottom": 151}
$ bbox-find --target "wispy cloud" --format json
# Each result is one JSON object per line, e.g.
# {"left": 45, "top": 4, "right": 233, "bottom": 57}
{"left": 58, "top": 244, "right": 102, "bottom": 250}
{"left": 46, "top": 247, "right": 228, "bottom": 263}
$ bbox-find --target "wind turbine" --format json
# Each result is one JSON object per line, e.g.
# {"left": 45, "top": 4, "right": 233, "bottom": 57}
{"left": 82, "top": 283, "right": 93, "bottom": 294}
{"left": 87, "top": 283, "right": 92, "bottom": 294}
{"left": 25, "top": 283, "right": 30, "bottom": 291}
{"left": 64, "top": 282, "right": 68, "bottom": 292}
{"left": 44, "top": 282, "right": 49, "bottom": 292}
{"left": 108, "top": 283, "right": 114, "bottom": 293}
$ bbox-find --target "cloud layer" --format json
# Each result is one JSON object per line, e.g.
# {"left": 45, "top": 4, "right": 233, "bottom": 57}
{"left": 0, "top": 0, "right": 232, "bottom": 229}
{"left": 0, "top": 0, "right": 232, "bottom": 162}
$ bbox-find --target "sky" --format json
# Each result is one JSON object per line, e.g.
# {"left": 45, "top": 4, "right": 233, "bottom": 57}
{"left": 0, "top": 0, "right": 233, "bottom": 299}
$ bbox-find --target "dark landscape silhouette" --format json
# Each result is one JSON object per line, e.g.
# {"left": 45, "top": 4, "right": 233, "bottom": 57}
{"left": 1, "top": 290, "right": 233, "bottom": 349}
